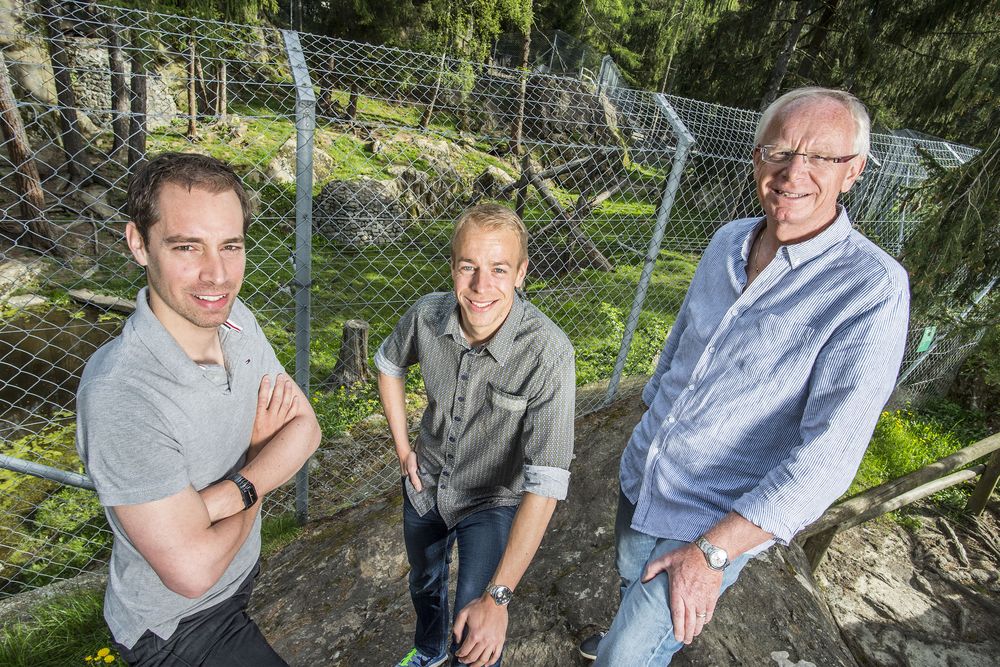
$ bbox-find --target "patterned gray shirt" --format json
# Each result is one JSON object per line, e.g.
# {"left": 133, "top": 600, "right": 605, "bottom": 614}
{"left": 376, "top": 291, "right": 575, "bottom": 527}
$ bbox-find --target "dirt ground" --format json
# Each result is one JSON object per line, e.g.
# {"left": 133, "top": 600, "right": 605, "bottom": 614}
{"left": 817, "top": 498, "right": 1000, "bottom": 666}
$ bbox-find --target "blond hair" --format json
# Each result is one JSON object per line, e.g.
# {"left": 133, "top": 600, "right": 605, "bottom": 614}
{"left": 450, "top": 203, "right": 528, "bottom": 265}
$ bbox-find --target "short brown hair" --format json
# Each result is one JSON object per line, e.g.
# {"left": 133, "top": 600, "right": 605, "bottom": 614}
{"left": 127, "top": 152, "right": 253, "bottom": 244}
{"left": 450, "top": 203, "right": 528, "bottom": 265}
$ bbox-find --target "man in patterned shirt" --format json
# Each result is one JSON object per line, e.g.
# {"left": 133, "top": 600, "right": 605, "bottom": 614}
{"left": 376, "top": 203, "right": 576, "bottom": 667}
{"left": 581, "top": 87, "right": 910, "bottom": 664}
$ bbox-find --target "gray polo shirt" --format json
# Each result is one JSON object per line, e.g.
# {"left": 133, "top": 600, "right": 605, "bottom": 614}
{"left": 75, "top": 287, "right": 283, "bottom": 648}
{"left": 375, "top": 291, "right": 575, "bottom": 527}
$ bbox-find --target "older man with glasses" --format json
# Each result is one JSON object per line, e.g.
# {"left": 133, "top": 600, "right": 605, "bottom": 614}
{"left": 579, "top": 87, "right": 911, "bottom": 665}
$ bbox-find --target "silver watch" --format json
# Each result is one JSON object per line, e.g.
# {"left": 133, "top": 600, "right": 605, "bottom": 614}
{"left": 695, "top": 537, "right": 730, "bottom": 571}
{"left": 486, "top": 584, "right": 513, "bottom": 606}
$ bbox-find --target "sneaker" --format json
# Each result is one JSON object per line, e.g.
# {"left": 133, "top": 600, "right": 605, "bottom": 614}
{"left": 578, "top": 631, "right": 606, "bottom": 661}
{"left": 396, "top": 647, "right": 448, "bottom": 667}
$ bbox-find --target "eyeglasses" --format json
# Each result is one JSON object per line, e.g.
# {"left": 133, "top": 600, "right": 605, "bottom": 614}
{"left": 755, "top": 145, "right": 858, "bottom": 167}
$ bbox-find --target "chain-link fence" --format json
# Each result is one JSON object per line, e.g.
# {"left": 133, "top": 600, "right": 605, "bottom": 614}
{"left": 0, "top": 2, "right": 985, "bottom": 596}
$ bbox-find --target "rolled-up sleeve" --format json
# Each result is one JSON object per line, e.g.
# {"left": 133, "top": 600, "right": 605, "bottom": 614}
{"left": 375, "top": 302, "right": 422, "bottom": 378}
{"left": 521, "top": 347, "right": 576, "bottom": 499}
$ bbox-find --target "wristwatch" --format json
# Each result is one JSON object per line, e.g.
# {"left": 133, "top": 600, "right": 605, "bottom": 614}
{"left": 226, "top": 472, "right": 258, "bottom": 510}
{"left": 486, "top": 584, "right": 514, "bottom": 606}
{"left": 695, "top": 536, "right": 730, "bottom": 571}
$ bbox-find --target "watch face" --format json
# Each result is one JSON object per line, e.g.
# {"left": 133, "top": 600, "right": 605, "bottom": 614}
{"left": 491, "top": 586, "right": 513, "bottom": 605}
{"left": 709, "top": 550, "right": 727, "bottom": 569}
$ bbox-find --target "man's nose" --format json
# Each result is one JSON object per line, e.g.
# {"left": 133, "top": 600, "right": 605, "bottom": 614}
{"left": 200, "top": 250, "right": 227, "bottom": 285}
{"left": 784, "top": 152, "right": 810, "bottom": 177}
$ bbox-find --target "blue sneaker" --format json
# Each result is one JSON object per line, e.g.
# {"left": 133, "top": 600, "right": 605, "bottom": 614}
{"left": 396, "top": 647, "right": 448, "bottom": 667}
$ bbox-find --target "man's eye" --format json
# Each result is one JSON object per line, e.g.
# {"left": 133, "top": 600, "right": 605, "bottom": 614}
{"left": 809, "top": 154, "right": 833, "bottom": 162}
{"left": 174, "top": 245, "right": 194, "bottom": 252}
{"left": 224, "top": 245, "right": 244, "bottom": 252}
{"left": 494, "top": 267, "right": 507, "bottom": 274}
{"left": 772, "top": 151, "right": 795, "bottom": 161}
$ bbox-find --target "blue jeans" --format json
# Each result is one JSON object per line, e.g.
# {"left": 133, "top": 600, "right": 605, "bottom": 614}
{"left": 594, "top": 489, "right": 751, "bottom": 666}
{"left": 403, "top": 487, "right": 517, "bottom": 667}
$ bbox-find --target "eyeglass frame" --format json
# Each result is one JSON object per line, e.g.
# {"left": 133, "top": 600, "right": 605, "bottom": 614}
{"left": 754, "top": 144, "right": 859, "bottom": 166}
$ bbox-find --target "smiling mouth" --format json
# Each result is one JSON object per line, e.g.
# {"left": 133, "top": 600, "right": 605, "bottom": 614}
{"left": 194, "top": 294, "right": 227, "bottom": 303}
{"left": 773, "top": 189, "right": 810, "bottom": 199}
{"left": 466, "top": 298, "right": 497, "bottom": 312}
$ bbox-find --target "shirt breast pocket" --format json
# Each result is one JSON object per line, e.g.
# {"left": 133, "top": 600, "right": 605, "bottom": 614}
{"left": 728, "top": 313, "right": 815, "bottom": 382}
{"left": 489, "top": 385, "right": 528, "bottom": 413}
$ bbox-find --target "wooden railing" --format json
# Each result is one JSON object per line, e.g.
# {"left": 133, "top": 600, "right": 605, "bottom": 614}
{"left": 797, "top": 432, "right": 1000, "bottom": 570}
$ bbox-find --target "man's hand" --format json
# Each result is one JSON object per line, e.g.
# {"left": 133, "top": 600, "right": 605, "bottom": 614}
{"left": 250, "top": 374, "right": 297, "bottom": 452}
{"left": 453, "top": 594, "right": 508, "bottom": 667}
{"left": 641, "top": 543, "right": 723, "bottom": 645}
{"left": 400, "top": 449, "right": 423, "bottom": 492}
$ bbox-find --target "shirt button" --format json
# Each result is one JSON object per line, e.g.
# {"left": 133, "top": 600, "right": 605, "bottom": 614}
{"left": 457, "top": 396, "right": 465, "bottom": 402}
{"left": 667, "top": 416, "right": 676, "bottom": 424}
{"left": 454, "top": 415, "right": 462, "bottom": 421}
{"left": 708, "top": 346, "right": 716, "bottom": 353}
{"left": 448, "top": 436, "right": 455, "bottom": 443}
{"left": 460, "top": 374, "right": 469, "bottom": 380}
{"left": 442, "top": 470, "right": 450, "bottom": 477}
{"left": 730, "top": 308, "right": 739, "bottom": 317}
{"left": 688, "top": 384, "right": 695, "bottom": 391}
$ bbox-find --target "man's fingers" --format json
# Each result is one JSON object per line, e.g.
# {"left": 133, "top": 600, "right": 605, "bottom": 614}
{"left": 453, "top": 610, "right": 467, "bottom": 645}
{"left": 257, "top": 375, "right": 271, "bottom": 410}
{"left": 409, "top": 469, "right": 423, "bottom": 492}
{"left": 670, "top": 591, "right": 687, "bottom": 643}
{"left": 642, "top": 556, "right": 667, "bottom": 583}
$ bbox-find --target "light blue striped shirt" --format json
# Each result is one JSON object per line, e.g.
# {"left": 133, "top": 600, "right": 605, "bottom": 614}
{"left": 620, "top": 208, "right": 910, "bottom": 552}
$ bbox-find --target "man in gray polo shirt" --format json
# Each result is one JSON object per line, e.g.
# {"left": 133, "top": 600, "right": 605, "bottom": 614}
{"left": 76, "top": 152, "right": 320, "bottom": 666}
{"left": 377, "top": 203, "right": 575, "bottom": 667}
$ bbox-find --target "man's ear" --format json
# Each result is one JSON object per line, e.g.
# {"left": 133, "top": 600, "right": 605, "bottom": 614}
{"left": 124, "top": 222, "right": 148, "bottom": 267}
{"left": 515, "top": 258, "right": 528, "bottom": 289}
{"left": 840, "top": 155, "right": 867, "bottom": 193}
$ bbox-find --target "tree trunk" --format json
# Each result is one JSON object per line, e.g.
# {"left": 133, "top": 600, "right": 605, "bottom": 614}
{"left": 346, "top": 84, "right": 359, "bottom": 122}
{"left": 187, "top": 36, "right": 197, "bottom": 139}
{"left": 0, "top": 52, "right": 62, "bottom": 256}
{"left": 509, "top": 30, "right": 530, "bottom": 154}
{"left": 326, "top": 319, "right": 371, "bottom": 388}
{"left": 128, "top": 34, "right": 147, "bottom": 170}
{"left": 43, "top": 1, "right": 86, "bottom": 183}
{"left": 420, "top": 47, "right": 449, "bottom": 130}
{"left": 760, "top": 0, "right": 815, "bottom": 110}
{"left": 106, "top": 10, "right": 129, "bottom": 159}
{"left": 797, "top": 0, "right": 840, "bottom": 82}
{"left": 216, "top": 57, "right": 227, "bottom": 119}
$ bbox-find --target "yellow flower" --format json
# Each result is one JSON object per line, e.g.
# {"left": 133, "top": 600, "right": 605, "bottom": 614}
{"left": 85, "top": 658, "right": 93, "bottom": 663}
{"left": 97, "top": 648, "right": 110, "bottom": 657}
{"left": 104, "top": 657, "right": 116, "bottom": 663}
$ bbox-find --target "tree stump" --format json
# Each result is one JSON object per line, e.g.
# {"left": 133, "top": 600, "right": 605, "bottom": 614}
{"left": 326, "top": 319, "right": 370, "bottom": 388}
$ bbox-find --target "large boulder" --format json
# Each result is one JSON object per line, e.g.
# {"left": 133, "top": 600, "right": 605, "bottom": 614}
{"left": 252, "top": 398, "right": 861, "bottom": 666}
{"left": 313, "top": 177, "right": 408, "bottom": 247}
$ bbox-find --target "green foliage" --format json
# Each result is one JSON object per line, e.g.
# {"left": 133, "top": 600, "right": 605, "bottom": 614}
{"left": 902, "top": 136, "right": 999, "bottom": 325}
{"left": 0, "top": 588, "right": 113, "bottom": 667}
{"left": 850, "top": 401, "right": 988, "bottom": 497}
{"left": 260, "top": 512, "right": 302, "bottom": 558}
{"left": 311, "top": 383, "right": 384, "bottom": 437}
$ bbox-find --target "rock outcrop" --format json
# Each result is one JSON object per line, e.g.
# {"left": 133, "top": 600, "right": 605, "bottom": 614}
{"left": 252, "top": 398, "right": 860, "bottom": 666}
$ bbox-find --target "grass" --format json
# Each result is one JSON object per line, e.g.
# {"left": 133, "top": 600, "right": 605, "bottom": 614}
{"left": 0, "top": 588, "right": 117, "bottom": 666}
{"left": 0, "top": 512, "right": 303, "bottom": 667}
{"left": 848, "top": 400, "right": 990, "bottom": 524}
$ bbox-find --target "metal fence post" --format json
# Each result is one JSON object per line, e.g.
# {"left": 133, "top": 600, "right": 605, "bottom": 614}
{"left": 282, "top": 29, "right": 315, "bottom": 525}
{"left": 597, "top": 55, "right": 612, "bottom": 94}
{"left": 603, "top": 94, "right": 695, "bottom": 407}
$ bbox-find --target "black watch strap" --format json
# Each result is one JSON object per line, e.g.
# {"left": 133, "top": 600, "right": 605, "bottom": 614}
{"left": 226, "top": 472, "right": 258, "bottom": 510}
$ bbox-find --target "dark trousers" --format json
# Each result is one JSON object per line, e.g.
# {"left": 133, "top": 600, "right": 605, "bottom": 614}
{"left": 403, "top": 488, "right": 517, "bottom": 667}
{"left": 113, "top": 562, "right": 287, "bottom": 667}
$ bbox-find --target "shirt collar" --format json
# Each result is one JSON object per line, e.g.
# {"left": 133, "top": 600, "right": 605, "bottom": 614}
{"left": 741, "top": 206, "right": 854, "bottom": 270}
{"left": 128, "top": 286, "right": 246, "bottom": 382}
{"left": 437, "top": 291, "right": 526, "bottom": 366}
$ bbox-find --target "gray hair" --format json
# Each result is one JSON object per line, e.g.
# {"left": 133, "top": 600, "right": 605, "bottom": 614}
{"left": 755, "top": 87, "right": 871, "bottom": 158}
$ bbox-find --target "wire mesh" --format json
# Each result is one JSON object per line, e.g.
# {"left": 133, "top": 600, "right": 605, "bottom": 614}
{"left": 0, "top": 2, "right": 985, "bottom": 595}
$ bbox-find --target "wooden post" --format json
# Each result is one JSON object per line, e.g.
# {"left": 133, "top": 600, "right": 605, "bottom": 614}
{"left": 326, "top": 319, "right": 370, "bottom": 388}
{"left": 967, "top": 449, "right": 1000, "bottom": 516}
{"left": 801, "top": 527, "right": 837, "bottom": 572}
{"left": 187, "top": 36, "right": 197, "bottom": 139}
